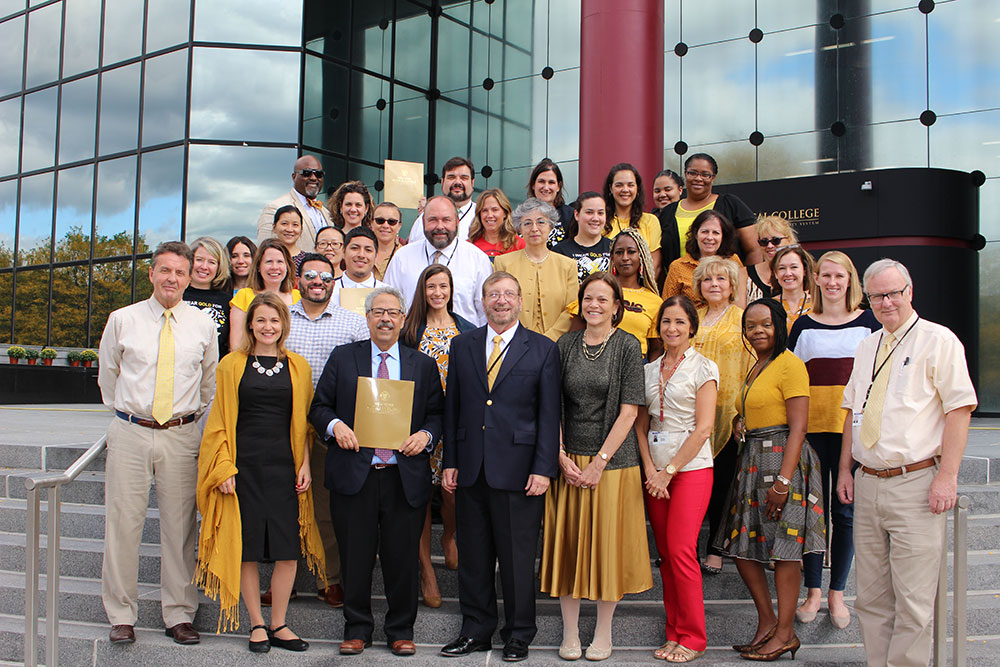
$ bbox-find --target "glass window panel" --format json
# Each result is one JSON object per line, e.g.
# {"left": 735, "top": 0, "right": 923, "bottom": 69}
{"left": 0, "top": 272, "right": 10, "bottom": 344}
{"left": 94, "top": 155, "right": 137, "bottom": 258}
{"left": 346, "top": 161, "right": 381, "bottom": 201}
{"left": 194, "top": 0, "right": 301, "bottom": 46}
{"left": 51, "top": 264, "right": 89, "bottom": 346}
{"left": 17, "top": 171, "right": 53, "bottom": 266}
{"left": 0, "top": 0, "right": 25, "bottom": 20}
{"left": 496, "top": 165, "right": 532, "bottom": 205}
{"left": 756, "top": 131, "right": 831, "bottom": 181}
{"left": 491, "top": 76, "right": 532, "bottom": 127}
{"left": 681, "top": 40, "right": 755, "bottom": 145}
{"left": 976, "top": 177, "right": 1000, "bottom": 241}
{"left": 138, "top": 146, "right": 182, "bottom": 252}
{"left": 349, "top": 70, "right": 389, "bottom": 164}
{"left": 757, "top": 0, "right": 819, "bottom": 32}
{"left": 688, "top": 140, "right": 756, "bottom": 186}
{"left": 471, "top": 0, "right": 490, "bottom": 34}
{"left": 503, "top": 0, "right": 532, "bottom": 50}
{"left": 865, "top": 9, "right": 926, "bottom": 124}
{"left": 549, "top": 0, "right": 581, "bottom": 70}
{"left": 353, "top": 0, "right": 391, "bottom": 76}
{"left": 185, "top": 144, "right": 296, "bottom": 242}
{"left": 438, "top": 16, "right": 471, "bottom": 93}
{"left": 0, "top": 16, "right": 23, "bottom": 96}
{"left": 25, "top": 3, "right": 61, "bottom": 88}
{"left": 680, "top": 0, "right": 754, "bottom": 46}
{"left": 979, "top": 240, "right": 1000, "bottom": 411}
{"left": 21, "top": 85, "right": 57, "bottom": 172}
{"left": 190, "top": 47, "right": 299, "bottom": 143}
{"left": 663, "top": 52, "right": 680, "bottom": 155}
{"left": 142, "top": 50, "right": 188, "bottom": 147}
{"left": 55, "top": 163, "right": 94, "bottom": 262}
{"left": 928, "top": 0, "right": 1000, "bottom": 116}
{"left": 558, "top": 159, "right": 579, "bottom": 203}
{"left": 0, "top": 98, "right": 20, "bottom": 177}
{"left": 135, "top": 257, "right": 152, "bottom": 300}
{"left": 870, "top": 119, "right": 927, "bottom": 169}
{"left": 546, "top": 67, "right": 579, "bottom": 163}
{"left": 443, "top": 0, "right": 470, "bottom": 23}
{"left": 849, "top": 1, "right": 916, "bottom": 17}
{"left": 58, "top": 74, "right": 98, "bottom": 164}
{"left": 63, "top": 0, "right": 100, "bottom": 77}
{"left": 0, "top": 179, "right": 15, "bottom": 268}
{"left": 304, "top": 0, "right": 349, "bottom": 60}
{"left": 757, "top": 26, "right": 819, "bottom": 137}
{"left": 467, "top": 108, "right": 487, "bottom": 171}
{"left": 102, "top": 0, "right": 143, "bottom": 66}
{"left": 90, "top": 259, "right": 134, "bottom": 347}
{"left": 435, "top": 100, "right": 470, "bottom": 170}
{"left": 145, "top": 0, "right": 190, "bottom": 53}
{"left": 500, "top": 121, "right": 531, "bottom": 170}
{"left": 390, "top": 93, "right": 428, "bottom": 166}
{"left": 302, "top": 54, "right": 349, "bottom": 155}
{"left": 394, "top": 1, "right": 431, "bottom": 89}
{"left": 98, "top": 63, "right": 140, "bottom": 156}
{"left": 14, "top": 267, "right": 48, "bottom": 344}
{"left": 930, "top": 110, "right": 1000, "bottom": 179}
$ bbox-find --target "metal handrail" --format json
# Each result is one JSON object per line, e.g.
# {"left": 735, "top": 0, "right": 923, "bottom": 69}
{"left": 934, "top": 495, "right": 971, "bottom": 667}
{"left": 23, "top": 435, "right": 108, "bottom": 667}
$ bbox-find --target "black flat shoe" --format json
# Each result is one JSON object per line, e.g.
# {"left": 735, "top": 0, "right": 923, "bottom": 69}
{"left": 248, "top": 624, "right": 270, "bottom": 653}
{"left": 268, "top": 624, "right": 308, "bottom": 652}
{"left": 441, "top": 635, "right": 492, "bottom": 656}
{"left": 503, "top": 638, "right": 529, "bottom": 662}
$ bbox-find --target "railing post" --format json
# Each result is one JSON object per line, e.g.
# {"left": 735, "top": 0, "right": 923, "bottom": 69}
{"left": 933, "top": 531, "right": 948, "bottom": 666}
{"left": 953, "top": 495, "right": 969, "bottom": 667}
{"left": 24, "top": 486, "right": 40, "bottom": 667}
{"left": 46, "top": 485, "right": 61, "bottom": 667}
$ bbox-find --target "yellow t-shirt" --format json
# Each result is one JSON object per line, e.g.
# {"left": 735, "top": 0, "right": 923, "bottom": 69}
{"left": 567, "top": 286, "right": 661, "bottom": 355}
{"left": 674, "top": 199, "right": 716, "bottom": 256}
{"left": 738, "top": 350, "right": 810, "bottom": 430}
{"left": 230, "top": 287, "right": 302, "bottom": 312}
{"left": 604, "top": 212, "right": 662, "bottom": 253}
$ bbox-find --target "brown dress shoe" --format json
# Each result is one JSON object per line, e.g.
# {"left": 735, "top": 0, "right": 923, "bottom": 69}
{"left": 109, "top": 624, "right": 135, "bottom": 644}
{"left": 165, "top": 622, "right": 200, "bottom": 644}
{"left": 339, "top": 638, "right": 372, "bottom": 655}
{"left": 391, "top": 639, "right": 417, "bottom": 656}
{"left": 260, "top": 587, "right": 297, "bottom": 607}
{"left": 323, "top": 584, "right": 344, "bottom": 608}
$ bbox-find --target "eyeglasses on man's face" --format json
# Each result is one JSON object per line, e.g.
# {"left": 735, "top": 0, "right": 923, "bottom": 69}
{"left": 368, "top": 307, "right": 404, "bottom": 318}
{"left": 865, "top": 287, "right": 909, "bottom": 304}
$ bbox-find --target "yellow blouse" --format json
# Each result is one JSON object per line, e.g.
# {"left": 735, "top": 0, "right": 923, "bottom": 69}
{"left": 567, "top": 286, "right": 661, "bottom": 355}
{"left": 674, "top": 198, "right": 716, "bottom": 255}
{"left": 662, "top": 253, "right": 743, "bottom": 306}
{"left": 693, "top": 304, "right": 750, "bottom": 455}
{"left": 494, "top": 250, "right": 578, "bottom": 342}
{"left": 230, "top": 287, "right": 302, "bottom": 312}
{"left": 738, "top": 350, "right": 810, "bottom": 431}
{"left": 778, "top": 292, "right": 813, "bottom": 328}
{"left": 604, "top": 212, "right": 662, "bottom": 252}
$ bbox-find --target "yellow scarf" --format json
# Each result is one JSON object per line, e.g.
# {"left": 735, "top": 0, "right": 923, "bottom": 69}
{"left": 194, "top": 350, "right": 326, "bottom": 632}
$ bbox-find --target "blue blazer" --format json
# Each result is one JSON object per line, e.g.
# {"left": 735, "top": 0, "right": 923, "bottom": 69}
{"left": 443, "top": 324, "right": 561, "bottom": 492}
{"left": 308, "top": 339, "right": 444, "bottom": 508}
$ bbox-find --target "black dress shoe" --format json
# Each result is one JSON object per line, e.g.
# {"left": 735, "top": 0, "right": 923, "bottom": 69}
{"left": 440, "top": 635, "right": 492, "bottom": 656}
{"left": 502, "top": 638, "right": 529, "bottom": 662}
{"left": 268, "top": 624, "right": 309, "bottom": 652}
{"left": 248, "top": 624, "right": 270, "bottom": 653}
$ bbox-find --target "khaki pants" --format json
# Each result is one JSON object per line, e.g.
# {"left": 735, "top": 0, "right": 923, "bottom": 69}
{"left": 853, "top": 465, "right": 946, "bottom": 667}
{"left": 310, "top": 436, "right": 341, "bottom": 586}
{"left": 101, "top": 417, "right": 200, "bottom": 627}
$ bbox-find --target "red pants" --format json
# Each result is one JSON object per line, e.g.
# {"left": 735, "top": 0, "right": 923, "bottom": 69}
{"left": 644, "top": 467, "right": 713, "bottom": 651}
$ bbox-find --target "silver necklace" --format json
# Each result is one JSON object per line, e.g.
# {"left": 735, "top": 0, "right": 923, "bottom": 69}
{"left": 582, "top": 328, "right": 615, "bottom": 361}
{"left": 253, "top": 355, "right": 284, "bottom": 376}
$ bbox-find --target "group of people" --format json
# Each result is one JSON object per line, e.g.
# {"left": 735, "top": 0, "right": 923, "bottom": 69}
{"left": 95, "top": 151, "right": 977, "bottom": 667}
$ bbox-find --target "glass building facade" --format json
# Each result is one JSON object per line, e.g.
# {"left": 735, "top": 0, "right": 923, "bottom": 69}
{"left": 1, "top": 0, "right": 998, "bottom": 408}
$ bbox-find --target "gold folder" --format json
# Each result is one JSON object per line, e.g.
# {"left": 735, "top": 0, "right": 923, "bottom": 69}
{"left": 383, "top": 159, "right": 425, "bottom": 210}
{"left": 353, "top": 377, "right": 415, "bottom": 450}
{"left": 340, "top": 287, "right": 374, "bottom": 316}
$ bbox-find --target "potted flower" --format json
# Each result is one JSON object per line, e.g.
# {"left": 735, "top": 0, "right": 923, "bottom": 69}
{"left": 67, "top": 350, "right": 81, "bottom": 367}
{"left": 24, "top": 348, "right": 39, "bottom": 365}
{"left": 40, "top": 348, "right": 57, "bottom": 366}
{"left": 80, "top": 349, "right": 98, "bottom": 368}
{"left": 6, "top": 345, "right": 26, "bottom": 364}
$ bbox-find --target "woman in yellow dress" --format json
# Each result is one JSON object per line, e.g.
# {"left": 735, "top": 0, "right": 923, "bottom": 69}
{"left": 603, "top": 162, "right": 662, "bottom": 279}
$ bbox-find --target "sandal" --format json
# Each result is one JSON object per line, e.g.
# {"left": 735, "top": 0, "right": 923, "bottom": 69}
{"left": 664, "top": 644, "right": 705, "bottom": 663}
{"left": 653, "top": 641, "right": 679, "bottom": 660}
{"left": 700, "top": 559, "right": 722, "bottom": 575}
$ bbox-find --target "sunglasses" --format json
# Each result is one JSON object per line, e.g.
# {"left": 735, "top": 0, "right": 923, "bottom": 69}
{"left": 301, "top": 270, "right": 334, "bottom": 283}
{"left": 374, "top": 216, "right": 400, "bottom": 226}
{"left": 294, "top": 169, "right": 324, "bottom": 179}
{"left": 757, "top": 236, "right": 787, "bottom": 247}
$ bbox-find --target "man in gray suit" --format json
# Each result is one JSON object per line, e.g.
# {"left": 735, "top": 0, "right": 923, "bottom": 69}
{"left": 257, "top": 155, "right": 333, "bottom": 254}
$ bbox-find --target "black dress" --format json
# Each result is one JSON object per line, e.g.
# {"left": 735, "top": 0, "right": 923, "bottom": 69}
{"left": 235, "top": 355, "right": 299, "bottom": 562}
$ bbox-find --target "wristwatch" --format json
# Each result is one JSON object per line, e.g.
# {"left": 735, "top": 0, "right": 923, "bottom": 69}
{"left": 776, "top": 474, "right": 791, "bottom": 487}
{"left": 665, "top": 464, "right": 677, "bottom": 475}
{"left": 598, "top": 451, "right": 609, "bottom": 461}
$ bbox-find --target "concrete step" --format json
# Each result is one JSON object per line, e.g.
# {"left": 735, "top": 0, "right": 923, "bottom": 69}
{"left": 0, "top": 442, "right": 106, "bottom": 473}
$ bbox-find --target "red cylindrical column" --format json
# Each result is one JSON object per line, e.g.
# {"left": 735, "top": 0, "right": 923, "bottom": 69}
{"left": 579, "top": 0, "right": 664, "bottom": 194}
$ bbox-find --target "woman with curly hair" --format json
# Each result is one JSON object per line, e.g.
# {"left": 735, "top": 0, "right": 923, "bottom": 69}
{"left": 326, "top": 180, "right": 374, "bottom": 232}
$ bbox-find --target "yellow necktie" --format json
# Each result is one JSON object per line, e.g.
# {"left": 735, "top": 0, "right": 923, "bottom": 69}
{"left": 860, "top": 334, "right": 894, "bottom": 449}
{"left": 152, "top": 310, "right": 175, "bottom": 425}
{"left": 487, "top": 335, "right": 504, "bottom": 390}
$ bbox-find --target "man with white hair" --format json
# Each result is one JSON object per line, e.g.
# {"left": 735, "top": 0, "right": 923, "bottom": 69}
{"left": 837, "top": 258, "right": 976, "bottom": 667}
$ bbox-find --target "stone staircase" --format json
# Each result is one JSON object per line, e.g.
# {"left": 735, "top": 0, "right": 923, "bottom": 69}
{"left": 1, "top": 421, "right": 999, "bottom": 665}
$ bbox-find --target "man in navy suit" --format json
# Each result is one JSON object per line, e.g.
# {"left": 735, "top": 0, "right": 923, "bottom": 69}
{"left": 309, "top": 285, "right": 444, "bottom": 658}
{"left": 440, "top": 271, "right": 561, "bottom": 662}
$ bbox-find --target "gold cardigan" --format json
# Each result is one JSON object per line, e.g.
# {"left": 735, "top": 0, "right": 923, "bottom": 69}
{"left": 195, "top": 350, "right": 325, "bottom": 632}
{"left": 494, "top": 249, "right": 579, "bottom": 341}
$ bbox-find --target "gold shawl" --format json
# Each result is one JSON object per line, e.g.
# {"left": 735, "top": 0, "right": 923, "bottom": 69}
{"left": 693, "top": 304, "right": 751, "bottom": 456}
{"left": 194, "top": 350, "right": 326, "bottom": 632}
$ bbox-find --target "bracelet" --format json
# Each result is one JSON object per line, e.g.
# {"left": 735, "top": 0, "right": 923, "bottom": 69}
{"left": 776, "top": 474, "right": 791, "bottom": 487}
{"left": 770, "top": 484, "right": 789, "bottom": 495}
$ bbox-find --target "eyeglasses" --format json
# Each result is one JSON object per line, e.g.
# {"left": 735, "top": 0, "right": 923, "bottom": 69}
{"left": 485, "top": 290, "right": 519, "bottom": 301}
{"left": 294, "top": 169, "right": 324, "bottom": 179}
{"left": 374, "top": 216, "right": 400, "bottom": 226}
{"left": 685, "top": 170, "right": 715, "bottom": 180}
{"left": 301, "top": 270, "right": 334, "bottom": 283}
{"left": 368, "top": 307, "right": 404, "bottom": 318}
{"left": 315, "top": 240, "right": 343, "bottom": 250}
{"left": 519, "top": 219, "right": 551, "bottom": 228}
{"left": 757, "top": 236, "right": 787, "bottom": 248}
{"left": 865, "top": 287, "right": 909, "bottom": 303}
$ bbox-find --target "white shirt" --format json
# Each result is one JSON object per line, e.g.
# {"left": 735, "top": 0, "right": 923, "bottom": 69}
{"left": 405, "top": 200, "right": 477, "bottom": 244}
{"left": 330, "top": 273, "right": 386, "bottom": 305}
{"left": 485, "top": 321, "right": 519, "bottom": 367}
{"left": 293, "top": 188, "right": 327, "bottom": 234}
{"left": 382, "top": 236, "right": 493, "bottom": 326}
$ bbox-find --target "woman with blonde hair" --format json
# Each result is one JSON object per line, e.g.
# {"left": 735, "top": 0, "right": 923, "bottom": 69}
{"left": 185, "top": 236, "right": 233, "bottom": 359}
{"left": 468, "top": 188, "right": 524, "bottom": 259}
{"left": 229, "top": 239, "right": 301, "bottom": 350}
{"left": 789, "top": 251, "right": 879, "bottom": 629}
{"left": 327, "top": 180, "right": 374, "bottom": 232}
{"left": 196, "top": 292, "right": 324, "bottom": 652}
{"left": 770, "top": 245, "right": 816, "bottom": 328}
{"left": 739, "top": 216, "right": 798, "bottom": 305}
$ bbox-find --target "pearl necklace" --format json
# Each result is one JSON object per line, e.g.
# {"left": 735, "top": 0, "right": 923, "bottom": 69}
{"left": 253, "top": 356, "right": 284, "bottom": 376}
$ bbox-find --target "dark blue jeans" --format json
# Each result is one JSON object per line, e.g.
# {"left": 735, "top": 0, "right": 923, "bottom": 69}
{"left": 803, "top": 432, "right": 855, "bottom": 591}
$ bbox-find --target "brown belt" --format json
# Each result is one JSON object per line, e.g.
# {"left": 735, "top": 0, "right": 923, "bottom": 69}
{"left": 116, "top": 410, "right": 196, "bottom": 429}
{"left": 859, "top": 456, "right": 938, "bottom": 478}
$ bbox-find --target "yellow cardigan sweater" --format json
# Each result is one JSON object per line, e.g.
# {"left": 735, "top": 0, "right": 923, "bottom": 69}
{"left": 494, "top": 249, "right": 579, "bottom": 341}
{"left": 195, "top": 350, "right": 325, "bottom": 632}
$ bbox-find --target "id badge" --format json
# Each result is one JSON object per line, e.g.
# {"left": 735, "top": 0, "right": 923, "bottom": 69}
{"left": 852, "top": 412, "right": 863, "bottom": 428}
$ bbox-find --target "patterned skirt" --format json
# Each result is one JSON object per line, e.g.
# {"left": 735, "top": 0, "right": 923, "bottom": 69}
{"left": 712, "top": 425, "right": 826, "bottom": 562}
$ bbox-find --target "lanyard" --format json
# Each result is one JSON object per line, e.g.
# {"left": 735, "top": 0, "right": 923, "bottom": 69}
{"left": 486, "top": 336, "right": 511, "bottom": 377}
{"left": 739, "top": 355, "right": 774, "bottom": 418}
{"left": 425, "top": 243, "right": 456, "bottom": 267}
{"left": 862, "top": 318, "right": 919, "bottom": 410}
{"left": 657, "top": 350, "right": 687, "bottom": 423}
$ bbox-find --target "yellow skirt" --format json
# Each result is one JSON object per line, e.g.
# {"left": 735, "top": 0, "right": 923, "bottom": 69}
{"left": 539, "top": 454, "right": 653, "bottom": 601}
